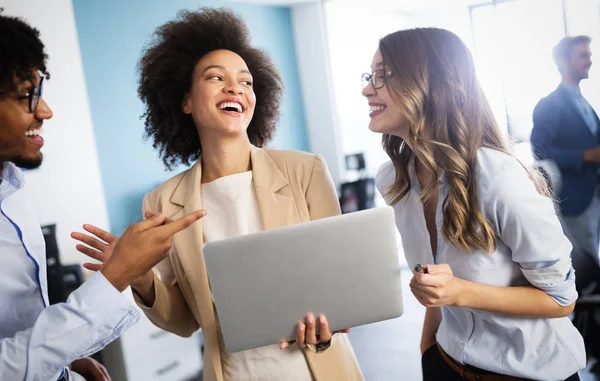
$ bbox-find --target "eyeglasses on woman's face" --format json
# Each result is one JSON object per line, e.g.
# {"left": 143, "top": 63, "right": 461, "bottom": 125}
{"left": 361, "top": 69, "right": 393, "bottom": 90}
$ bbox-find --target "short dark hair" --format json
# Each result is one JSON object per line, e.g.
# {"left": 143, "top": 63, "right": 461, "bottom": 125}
{"left": 138, "top": 8, "right": 284, "bottom": 169}
{"left": 0, "top": 8, "right": 49, "bottom": 97}
{"left": 553, "top": 35, "right": 591, "bottom": 66}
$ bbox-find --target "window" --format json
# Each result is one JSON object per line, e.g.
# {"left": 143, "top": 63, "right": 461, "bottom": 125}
{"left": 470, "top": 0, "right": 600, "bottom": 142}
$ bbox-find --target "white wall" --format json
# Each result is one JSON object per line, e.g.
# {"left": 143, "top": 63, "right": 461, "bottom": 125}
{"left": 290, "top": 2, "right": 345, "bottom": 187}
{"left": 2, "top": 0, "right": 110, "bottom": 265}
{"left": 323, "top": 1, "right": 418, "bottom": 179}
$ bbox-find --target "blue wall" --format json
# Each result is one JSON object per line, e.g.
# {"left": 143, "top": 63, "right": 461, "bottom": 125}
{"left": 72, "top": 0, "right": 309, "bottom": 234}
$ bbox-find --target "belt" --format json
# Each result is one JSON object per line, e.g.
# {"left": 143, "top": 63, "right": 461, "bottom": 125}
{"left": 437, "top": 344, "right": 533, "bottom": 381}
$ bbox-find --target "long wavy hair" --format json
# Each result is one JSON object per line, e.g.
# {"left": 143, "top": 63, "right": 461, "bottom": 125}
{"left": 379, "top": 28, "right": 547, "bottom": 252}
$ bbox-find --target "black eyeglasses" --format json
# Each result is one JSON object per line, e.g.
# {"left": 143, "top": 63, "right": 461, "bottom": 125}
{"left": 19, "top": 76, "right": 44, "bottom": 113}
{"left": 361, "top": 69, "right": 393, "bottom": 90}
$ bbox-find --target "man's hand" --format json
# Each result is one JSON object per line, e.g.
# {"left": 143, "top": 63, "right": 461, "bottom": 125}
{"left": 101, "top": 210, "right": 206, "bottom": 292}
{"left": 71, "top": 211, "right": 167, "bottom": 291}
{"left": 71, "top": 225, "right": 117, "bottom": 272}
{"left": 71, "top": 357, "right": 110, "bottom": 381}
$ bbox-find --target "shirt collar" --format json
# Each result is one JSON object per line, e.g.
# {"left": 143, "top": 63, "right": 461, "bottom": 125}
{"left": 407, "top": 154, "right": 447, "bottom": 190}
{"left": 0, "top": 162, "right": 26, "bottom": 200}
{"left": 561, "top": 81, "right": 582, "bottom": 97}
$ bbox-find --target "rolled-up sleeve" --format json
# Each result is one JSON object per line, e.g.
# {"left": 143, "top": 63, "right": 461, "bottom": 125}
{"left": 489, "top": 159, "right": 577, "bottom": 306}
{"left": 520, "top": 258, "right": 576, "bottom": 305}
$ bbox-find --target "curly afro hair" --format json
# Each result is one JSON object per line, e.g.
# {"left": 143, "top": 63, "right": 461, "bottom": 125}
{"left": 0, "top": 9, "right": 49, "bottom": 97}
{"left": 138, "top": 7, "right": 284, "bottom": 169}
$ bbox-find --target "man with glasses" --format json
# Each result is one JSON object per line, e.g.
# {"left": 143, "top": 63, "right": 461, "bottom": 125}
{"left": 0, "top": 11, "right": 205, "bottom": 381}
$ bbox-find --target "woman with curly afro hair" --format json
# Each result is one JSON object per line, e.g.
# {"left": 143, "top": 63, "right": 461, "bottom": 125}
{"left": 74, "top": 7, "right": 363, "bottom": 381}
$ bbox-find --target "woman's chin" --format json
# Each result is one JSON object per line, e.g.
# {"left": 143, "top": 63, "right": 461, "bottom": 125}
{"left": 368, "top": 123, "right": 407, "bottom": 138}
{"left": 216, "top": 125, "right": 248, "bottom": 138}
{"left": 368, "top": 122, "right": 389, "bottom": 134}
{"left": 368, "top": 122, "right": 380, "bottom": 133}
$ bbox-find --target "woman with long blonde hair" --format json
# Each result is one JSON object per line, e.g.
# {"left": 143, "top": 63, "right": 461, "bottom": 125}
{"left": 363, "top": 28, "right": 585, "bottom": 380}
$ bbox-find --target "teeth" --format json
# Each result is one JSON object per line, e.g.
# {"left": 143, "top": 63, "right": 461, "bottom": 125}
{"left": 218, "top": 102, "right": 243, "bottom": 112}
{"left": 25, "top": 128, "right": 44, "bottom": 137}
{"left": 370, "top": 105, "right": 386, "bottom": 112}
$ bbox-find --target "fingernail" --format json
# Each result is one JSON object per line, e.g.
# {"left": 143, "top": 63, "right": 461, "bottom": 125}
{"left": 307, "top": 314, "right": 314, "bottom": 324}
{"left": 155, "top": 213, "right": 163, "bottom": 218}
{"left": 299, "top": 324, "right": 305, "bottom": 332}
{"left": 319, "top": 315, "right": 326, "bottom": 325}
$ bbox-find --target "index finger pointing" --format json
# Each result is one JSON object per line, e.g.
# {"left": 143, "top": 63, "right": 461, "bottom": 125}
{"left": 155, "top": 210, "right": 206, "bottom": 237}
{"left": 145, "top": 210, "right": 173, "bottom": 225}
{"left": 144, "top": 210, "right": 173, "bottom": 223}
{"left": 126, "top": 213, "right": 167, "bottom": 233}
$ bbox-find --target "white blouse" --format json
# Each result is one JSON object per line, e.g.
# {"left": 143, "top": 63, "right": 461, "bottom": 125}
{"left": 376, "top": 147, "right": 585, "bottom": 380}
{"left": 202, "top": 171, "right": 313, "bottom": 381}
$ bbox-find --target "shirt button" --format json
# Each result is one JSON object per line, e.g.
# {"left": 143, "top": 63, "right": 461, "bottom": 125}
{"left": 465, "top": 311, "right": 472, "bottom": 318}
{"left": 458, "top": 343, "right": 465, "bottom": 350}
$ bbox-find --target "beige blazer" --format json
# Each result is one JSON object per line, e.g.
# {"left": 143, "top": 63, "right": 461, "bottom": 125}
{"left": 135, "top": 146, "right": 364, "bottom": 381}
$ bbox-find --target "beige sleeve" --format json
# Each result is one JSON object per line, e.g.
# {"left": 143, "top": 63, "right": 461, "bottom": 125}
{"left": 305, "top": 155, "right": 341, "bottom": 220}
{"left": 132, "top": 194, "right": 200, "bottom": 337}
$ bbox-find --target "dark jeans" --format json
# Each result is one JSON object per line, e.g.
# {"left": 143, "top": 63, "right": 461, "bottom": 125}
{"left": 421, "top": 344, "right": 580, "bottom": 381}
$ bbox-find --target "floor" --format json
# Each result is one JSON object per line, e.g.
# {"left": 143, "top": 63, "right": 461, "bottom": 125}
{"left": 347, "top": 267, "right": 425, "bottom": 381}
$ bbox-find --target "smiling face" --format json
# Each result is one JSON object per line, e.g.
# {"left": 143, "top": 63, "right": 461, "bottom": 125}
{"left": 0, "top": 70, "right": 52, "bottom": 170}
{"left": 361, "top": 49, "right": 407, "bottom": 139}
{"left": 182, "top": 49, "right": 256, "bottom": 142}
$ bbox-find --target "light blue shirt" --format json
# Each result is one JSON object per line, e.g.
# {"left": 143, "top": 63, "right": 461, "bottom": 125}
{"left": 0, "top": 162, "right": 139, "bottom": 381}
{"left": 376, "top": 148, "right": 586, "bottom": 380}
{"left": 562, "top": 82, "right": 599, "bottom": 137}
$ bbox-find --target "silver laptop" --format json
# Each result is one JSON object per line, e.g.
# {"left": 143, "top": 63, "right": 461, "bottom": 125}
{"left": 203, "top": 206, "right": 403, "bottom": 353}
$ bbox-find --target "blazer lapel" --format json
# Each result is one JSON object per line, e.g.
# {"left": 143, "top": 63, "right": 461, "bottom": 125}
{"left": 169, "top": 161, "right": 214, "bottom": 320}
{"left": 250, "top": 146, "right": 296, "bottom": 230}
{"left": 558, "top": 84, "right": 596, "bottom": 140}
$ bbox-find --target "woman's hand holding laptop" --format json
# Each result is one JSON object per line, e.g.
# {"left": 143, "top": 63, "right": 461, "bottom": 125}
{"left": 279, "top": 313, "right": 350, "bottom": 350}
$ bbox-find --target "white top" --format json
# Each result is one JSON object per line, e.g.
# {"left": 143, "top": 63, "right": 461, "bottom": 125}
{"left": 201, "top": 171, "right": 313, "bottom": 381}
{"left": 376, "top": 148, "right": 585, "bottom": 380}
{"left": 0, "top": 163, "right": 139, "bottom": 381}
